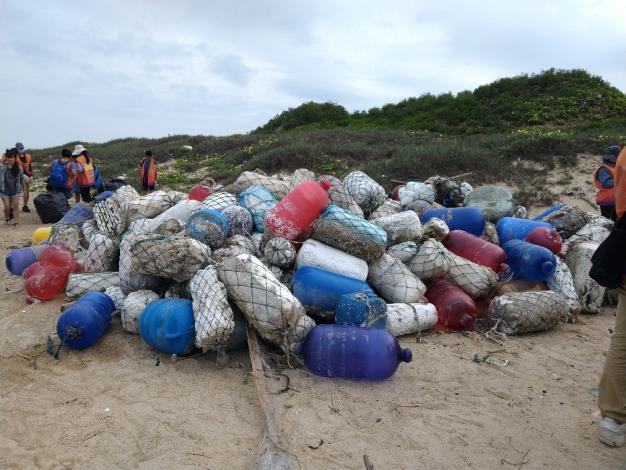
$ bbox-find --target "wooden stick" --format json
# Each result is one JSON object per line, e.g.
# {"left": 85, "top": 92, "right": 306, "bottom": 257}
{"left": 390, "top": 171, "right": 473, "bottom": 186}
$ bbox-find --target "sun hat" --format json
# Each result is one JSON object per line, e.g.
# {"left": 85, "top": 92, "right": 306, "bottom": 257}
{"left": 15, "top": 142, "right": 24, "bottom": 151}
{"left": 72, "top": 144, "right": 87, "bottom": 156}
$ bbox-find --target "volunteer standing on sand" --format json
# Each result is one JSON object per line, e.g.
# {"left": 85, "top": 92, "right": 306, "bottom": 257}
{"left": 598, "top": 145, "right": 626, "bottom": 447}
{"left": 0, "top": 149, "right": 27, "bottom": 225}
{"left": 140, "top": 150, "right": 157, "bottom": 193}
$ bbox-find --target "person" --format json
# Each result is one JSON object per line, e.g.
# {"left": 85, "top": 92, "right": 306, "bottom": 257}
{"left": 598, "top": 144, "right": 626, "bottom": 447}
{"left": 140, "top": 150, "right": 157, "bottom": 192}
{"left": 49, "top": 149, "right": 74, "bottom": 198}
{"left": 34, "top": 178, "right": 70, "bottom": 223}
{"left": 69, "top": 153, "right": 83, "bottom": 203}
{"left": 15, "top": 142, "right": 33, "bottom": 213}
{"left": 594, "top": 145, "right": 621, "bottom": 221}
{"left": 0, "top": 148, "right": 26, "bottom": 225}
{"left": 72, "top": 144, "right": 96, "bottom": 202}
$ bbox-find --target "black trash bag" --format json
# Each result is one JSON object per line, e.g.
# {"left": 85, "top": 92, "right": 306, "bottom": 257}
{"left": 105, "top": 178, "right": 129, "bottom": 192}
{"left": 589, "top": 215, "right": 626, "bottom": 289}
{"left": 34, "top": 191, "right": 71, "bottom": 224}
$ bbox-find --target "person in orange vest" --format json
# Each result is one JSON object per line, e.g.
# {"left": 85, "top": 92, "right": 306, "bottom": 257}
{"left": 598, "top": 145, "right": 626, "bottom": 447}
{"left": 14, "top": 142, "right": 33, "bottom": 213}
{"left": 594, "top": 145, "right": 621, "bottom": 221}
{"left": 140, "top": 150, "right": 157, "bottom": 192}
{"left": 72, "top": 144, "right": 96, "bottom": 202}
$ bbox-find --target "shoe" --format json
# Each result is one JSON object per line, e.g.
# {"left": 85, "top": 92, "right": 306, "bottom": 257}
{"left": 22, "top": 206, "right": 30, "bottom": 213}
{"left": 599, "top": 417, "right": 626, "bottom": 447}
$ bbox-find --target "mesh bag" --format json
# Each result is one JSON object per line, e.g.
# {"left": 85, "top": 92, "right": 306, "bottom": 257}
{"left": 221, "top": 206, "right": 253, "bottom": 236}
{"left": 566, "top": 241, "right": 605, "bottom": 313}
{"left": 369, "top": 199, "right": 402, "bottom": 221}
{"left": 421, "top": 218, "right": 449, "bottom": 242}
{"left": 386, "top": 303, "right": 438, "bottom": 337}
{"left": 406, "top": 239, "right": 451, "bottom": 280}
{"left": 82, "top": 233, "right": 119, "bottom": 273}
{"left": 119, "top": 232, "right": 161, "bottom": 294}
{"left": 489, "top": 291, "right": 568, "bottom": 335}
{"left": 372, "top": 210, "right": 421, "bottom": 246}
{"left": 546, "top": 257, "right": 581, "bottom": 320}
{"left": 154, "top": 218, "right": 185, "bottom": 236}
{"left": 93, "top": 197, "right": 127, "bottom": 237}
{"left": 113, "top": 184, "right": 140, "bottom": 203}
{"left": 237, "top": 186, "right": 277, "bottom": 232}
{"left": 480, "top": 221, "right": 499, "bottom": 245}
{"left": 463, "top": 185, "right": 515, "bottom": 222}
{"left": 231, "top": 171, "right": 290, "bottom": 200}
{"left": 459, "top": 182, "right": 473, "bottom": 200}
{"left": 319, "top": 175, "right": 363, "bottom": 217}
{"left": 123, "top": 190, "right": 184, "bottom": 222}
{"left": 296, "top": 239, "right": 369, "bottom": 281}
{"left": 387, "top": 241, "right": 419, "bottom": 264}
{"left": 443, "top": 252, "right": 498, "bottom": 299}
{"left": 104, "top": 285, "right": 126, "bottom": 313}
{"left": 404, "top": 199, "right": 433, "bottom": 217}
{"left": 186, "top": 210, "right": 229, "bottom": 249}
{"left": 212, "top": 235, "right": 257, "bottom": 263}
{"left": 218, "top": 254, "right": 315, "bottom": 353}
{"left": 49, "top": 223, "right": 84, "bottom": 252}
{"left": 585, "top": 212, "right": 614, "bottom": 230}
{"left": 66, "top": 272, "right": 121, "bottom": 299}
{"left": 563, "top": 223, "right": 610, "bottom": 256}
{"left": 127, "top": 218, "right": 153, "bottom": 234}
{"left": 399, "top": 181, "right": 436, "bottom": 206}
{"left": 129, "top": 233, "right": 210, "bottom": 281}
{"left": 250, "top": 232, "right": 264, "bottom": 257}
{"left": 312, "top": 205, "right": 387, "bottom": 262}
{"left": 81, "top": 219, "right": 100, "bottom": 242}
{"left": 202, "top": 191, "right": 237, "bottom": 211}
{"left": 264, "top": 237, "right": 296, "bottom": 268}
{"left": 290, "top": 168, "right": 316, "bottom": 190}
{"left": 368, "top": 254, "right": 426, "bottom": 303}
{"left": 189, "top": 266, "right": 235, "bottom": 351}
{"left": 343, "top": 171, "right": 387, "bottom": 213}
{"left": 424, "top": 176, "right": 459, "bottom": 204}
{"left": 543, "top": 204, "right": 589, "bottom": 239}
{"left": 121, "top": 290, "right": 159, "bottom": 333}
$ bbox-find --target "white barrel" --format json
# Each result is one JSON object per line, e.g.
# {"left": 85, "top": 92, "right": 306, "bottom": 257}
{"left": 122, "top": 290, "right": 159, "bottom": 334}
{"left": 296, "top": 239, "right": 368, "bottom": 281}
{"left": 142, "top": 199, "right": 203, "bottom": 232}
{"left": 386, "top": 303, "right": 437, "bottom": 336}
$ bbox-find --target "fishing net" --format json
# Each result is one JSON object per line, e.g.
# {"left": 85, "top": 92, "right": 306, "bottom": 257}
{"left": 93, "top": 197, "right": 127, "bottom": 237}
{"left": 118, "top": 232, "right": 161, "bottom": 294}
{"left": 546, "top": 257, "right": 580, "bottom": 320}
{"left": 443, "top": 252, "right": 498, "bottom": 299}
{"left": 129, "top": 233, "right": 210, "bottom": 281}
{"left": 368, "top": 254, "right": 427, "bottom": 303}
{"left": 218, "top": 254, "right": 315, "bottom": 354}
{"left": 144, "top": 199, "right": 204, "bottom": 233}
{"left": 543, "top": 204, "right": 589, "bottom": 239}
{"left": 405, "top": 239, "right": 451, "bottom": 280}
{"left": 386, "top": 303, "right": 438, "bottom": 337}
{"left": 81, "top": 219, "right": 100, "bottom": 241}
{"left": 237, "top": 186, "right": 277, "bottom": 233}
{"left": 421, "top": 217, "right": 449, "bottom": 242}
{"left": 66, "top": 272, "right": 121, "bottom": 299}
{"left": 154, "top": 218, "right": 185, "bottom": 236}
{"left": 399, "top": 181, "right": 436, "bottom": 206}
{"left": 123, "top": 190, "right": 185, "bottom": 222}
{"left": 387, "top": 241, "right": 419, "bottom": 264}
{"left": 585, "top": 212, "right": 614, "bottom": 230}
{"left": 264, "top": 237, "right": 296, "bottom": 268}
{"left": 49, "top": 223, "right": 84, "bottom": 252}
{"left": 290, "top": 168, "right": 316, "bottom": 190}
{"left": 424, "top": 176, "right": 459, "bottom": 205}
{"left": 82, "top": 233, "right": 119, "bottom": 273}
{"left": 189, "top": 266, "right": 235, "bottom": 351}
{"left": 250, "top": 233, "right": 264, "bottom": 257}
{"left": 563, "top": 223, "right": 610, "bottom": 255}
{"left": 343, "top": 170, "right": 387, "bottom": 214}
{"left": 231, "top": 171, "right": 290, "bottom": 199}
{"left": 212, "top": 235, "right": 256, "bottom": 263}
{"left": 202, "top": 191, "right": 237, "bottom": 211}
{"left": 489, "top": 291, "right": 569, "bottom": 335}
{"left": 369, "top": 199, "right": 402, "bottom": 221}
{"left": 113, "top": 184, "right": 140, "bottom": 203}
{"left": 565, "top": 241, "right": 605, "bottom": 314}
{"left": 480, "top": 222, "right": 499, "bottom": 245}
{"left": 104, "top": 285, "right": 125, "bottom": 313}
{"left": 186, "top": 210, "right": 229, "bottom": 249}
{"left": 312, "top": 205, "right": 387, "bottom": 262}
{"left": 221, "top": 206, "right": 254, "bottom": 236}
{"left": 296, "top": 239, "right": 369, "bottom": 281}
{"left": 319, "top": 175, "right": 364, "bottom": 218}
{"left": 121, "top": 290, "right": 159, "bottom": 334}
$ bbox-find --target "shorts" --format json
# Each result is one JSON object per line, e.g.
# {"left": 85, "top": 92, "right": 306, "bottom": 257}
{"left": 0, "top": 192, "right": 21, "bottom": 199}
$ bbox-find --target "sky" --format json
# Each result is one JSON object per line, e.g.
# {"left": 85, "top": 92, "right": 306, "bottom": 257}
{"left": 1, "top": 0, "right": 625, "bottom": 149}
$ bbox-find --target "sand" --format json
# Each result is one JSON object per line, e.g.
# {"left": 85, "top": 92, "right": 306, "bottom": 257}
{"left": 2, "top": 182, "right": 626, "bottom": 469}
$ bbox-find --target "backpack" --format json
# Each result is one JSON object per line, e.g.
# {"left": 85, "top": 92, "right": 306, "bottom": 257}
{"left": 49, "top": 160, "right": 68, "bottom": 189}
{"left": 589, "top": 215, "right": 626, "bottom": 289}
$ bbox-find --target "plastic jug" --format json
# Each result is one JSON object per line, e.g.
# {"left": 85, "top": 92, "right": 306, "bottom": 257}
{"left": 525, "top": 227, "right": 563, "bottom": 254}
{"left": 139, "top": 299, "right": 196, "bottom": 355}
{"left": 292, "top": 265, "right": 375, "bottom": 314}
{"left": 56, "top": 292, "right": 115, "bottom": 349}
{"left": 303, "top": 324, "right": 412, "bottom": 380}
{"left": 32, "top": 227, "right": 52, "bottom": 245}
{"left": 39, "top": 245, "right": 75, "bottom": 268}
{"left": 5, "top": 245, "right": 46, "bottom": 275}
{"left": 264, "top": 180, "right": 331, "bottom": 241}
{"left": 496, "top": 217, "right": 554, "bottom": 244}
{"left": 421, "top": 207, "right": 485, "bottom": 236}
{"left": 335, "top": 292, "right": 387, "bottom": 329}
{"left": 59, "top": 203, "right": 93, "bottom": 228}
{"left": 442, "top": 230, "right": 506, "bottom": 272}
{"left": 25, "top": 264, "right": 72, "bottom": 300}
{"left": 186, "top": 208, "right": 230, "bottom": 248}
{"left": 425, "top": 279, "right": 477, "bottom": 331}
{"left": 502, "top": 239, "right": 556, "bottom": 282}
{"left": 237, "top": 185, "right": 277, "bottom": 233}
{"left": 188, "top": 184, "right": 214, "bottom": 202}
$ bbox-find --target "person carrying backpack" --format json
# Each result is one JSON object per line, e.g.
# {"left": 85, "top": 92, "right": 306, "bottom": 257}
{"left": 0, "top": 148, "right": 26, "bottom": 225}
{"left": 15, "top": 142, "right": 33, "bottom": 213}
{"left": 72, "top": 144, "right": 96, "bottom": 202}
{"left": 139, "top": 150, "right": 157, "bottom": 192}
{"left": 594, "top": 145, "right": 621, "bottom": 221}
{"left": 49, "top": 149, "right": 74, "bottom": 198}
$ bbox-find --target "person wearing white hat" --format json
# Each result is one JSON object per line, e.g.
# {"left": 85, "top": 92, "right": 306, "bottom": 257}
{"left": 71, "top": 144, "right": 96, "bottom": 202}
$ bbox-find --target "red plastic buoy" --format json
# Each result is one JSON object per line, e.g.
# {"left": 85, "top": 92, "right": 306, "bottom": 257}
{"left": 525, "top": 227, "right": 563, "bottom": 254}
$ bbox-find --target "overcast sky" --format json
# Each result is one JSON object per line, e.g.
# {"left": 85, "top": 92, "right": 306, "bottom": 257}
{"left": 2, "top": 0, "right": 625, "bottom": 149}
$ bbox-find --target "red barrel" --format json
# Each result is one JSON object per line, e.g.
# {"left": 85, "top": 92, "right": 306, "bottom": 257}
{"left": 442, "top": 230, "right": 506, "bottom": 272}
{"left": 391, "top": 184, "right": 405, "bottom": 201}
{"left": 264, "top": 181, "right": 331, "bottom": 241}
{"left": 526, "top": 227, "right": 563, "bottom": 254}
{"left": 188, "top": 184, "right": 214, "bottom": 202}
{"left": 425, "top": 279, "right": 477, "bottom": 331}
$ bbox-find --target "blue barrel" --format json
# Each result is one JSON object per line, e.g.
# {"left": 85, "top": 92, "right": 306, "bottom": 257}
{"left": 335, "top": 292, "right": 387, "bottom": 329}
{"left": 303, "top": 325, "right": 412, "bottom": 380}
{"left": 237, "top": 185, "right": 277, "bottom": 233}
{"left": 186, "top": 208, "right": 230, "bottom": 248}
{"left": 94, "top": 191, "right": 114, "bottom": 203}
{"left": 421, "top": 207, "right": 485, "bottom": 236}
{"left": 532, "top": 204, "right": 566, "bottom": 221}
{"left": 6, "top": 246, "right": 40, "bottom": 275}
{"left": 56, "top": 292, "right": 115, "bottom": 349}
{"left": 292, "top": 265, "right": 375, "bottom": 314}
{"left": 502, "top": 239, "right": 556, "bottom": 282}
{"left": 60, "top": 203, "right": 93, "bottom": 228}
{"left": 496, "top": 217, "right": 554, "bottom": 245}
{"left": 139, "top": 299, "right": 196, "bottom": 355}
